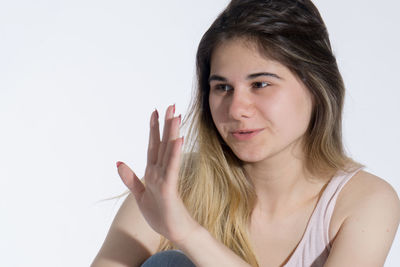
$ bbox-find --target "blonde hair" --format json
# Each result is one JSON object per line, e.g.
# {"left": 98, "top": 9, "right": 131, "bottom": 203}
{"left": 155, "top": 0, "right": 364, "bottom": 266}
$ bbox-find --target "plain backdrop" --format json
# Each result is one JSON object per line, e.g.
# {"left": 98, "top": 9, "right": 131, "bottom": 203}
{"left": 0, "top": 0, "right": 399, "bottom": 266}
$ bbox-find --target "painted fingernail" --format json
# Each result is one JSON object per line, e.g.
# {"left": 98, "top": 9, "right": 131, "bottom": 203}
{"left": 173, "top": 104, "right": 176, "bottom": 114}
{"left": 178, "top": 114, "right": 182, "bottom": 125}
{"left": 116, "top": 161, "right": 123, "bottom": 168}
{"left": 151, "top": 109, "right": 158, "bottom": 126}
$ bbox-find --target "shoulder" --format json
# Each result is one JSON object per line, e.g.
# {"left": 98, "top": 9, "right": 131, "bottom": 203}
{"left": 336, "top": 170, "right": 400, "bottom": 219}
{"left": 325, "top": 170, "right": 400, "bottom": 266}
{"left": 92, "top": 193, "right": 161, "bottom": 266}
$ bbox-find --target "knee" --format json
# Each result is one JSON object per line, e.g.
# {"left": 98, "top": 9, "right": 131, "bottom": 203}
{"left": 141, "top": 250, "right": 196, "bottom": 267}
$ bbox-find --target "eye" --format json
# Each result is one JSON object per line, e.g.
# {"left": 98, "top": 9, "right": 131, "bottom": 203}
{"left": 212, "top": 81, "right": 270, "bottom": 92}
{"left": 252, "top": 81, "right": 270, "bottom": 88}
{"left": 213, "top": 84, "right": 233, "bottom": 92}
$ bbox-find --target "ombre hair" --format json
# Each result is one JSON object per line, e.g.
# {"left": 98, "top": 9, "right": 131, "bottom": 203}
{"left": 156, "top": 0, "right": 364, "bottom": 266}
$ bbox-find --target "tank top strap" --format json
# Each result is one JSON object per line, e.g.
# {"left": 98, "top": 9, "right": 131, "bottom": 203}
{"left": 284, "top": 166, "right": 365, "bottom": 267}
{"left": 322, "top": 166, "right": 365, "bottom": 249}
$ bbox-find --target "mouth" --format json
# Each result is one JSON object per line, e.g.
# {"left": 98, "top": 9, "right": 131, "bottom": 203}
{"left": 231, "top": 128, "right": 264, "bottom": 134}
{"left": 231, "top": 128, "right": 264, "bottom": 141}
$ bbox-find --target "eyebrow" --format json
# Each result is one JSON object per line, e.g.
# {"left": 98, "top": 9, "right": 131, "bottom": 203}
{"left": 208, "top": 72, "right": 281, "bottom": 83}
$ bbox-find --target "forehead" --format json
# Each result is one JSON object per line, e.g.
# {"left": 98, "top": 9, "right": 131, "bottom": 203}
{"left": 209, "top": 38, "right": 286, "bottom": 75}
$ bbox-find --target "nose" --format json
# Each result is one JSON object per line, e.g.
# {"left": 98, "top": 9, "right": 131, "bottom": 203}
{"left": 228, "top": 88, "right": 255, "bottom": 120}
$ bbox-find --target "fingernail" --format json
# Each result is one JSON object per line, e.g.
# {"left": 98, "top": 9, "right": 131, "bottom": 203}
{"left": 155, "top": 108, "right": 159, "bottom": 119}
{"left": 116, "top": 161, "right": 123, "bottom": 168}
{"left": 178, "top": 114, "right": 181, "bottom": 125}
{"left": 173, "top": 104, "right": 176, "bottom": 114}
{"left": 152, "top": 109, "right": 158, "bottom": 126}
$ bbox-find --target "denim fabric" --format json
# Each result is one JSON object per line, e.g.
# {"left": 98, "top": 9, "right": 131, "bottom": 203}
{"left": 141, "top": 250, "right": 196, "bottom": 267}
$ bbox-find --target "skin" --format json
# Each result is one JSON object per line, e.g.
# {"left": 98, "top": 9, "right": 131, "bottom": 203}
{"left": 115, "top": 105, "right": 252, "bottom": 266}
{"left": 115, "top": 37, "right": 319, "bottom": 242}
{"left": 208, "top": 38, "right": 324, "bottom": 221}
{"left": 116, "top": 106, "right": 199, "bottom": 245}
{"left": 107, "top": 38, "right": 400, "bottom": 267}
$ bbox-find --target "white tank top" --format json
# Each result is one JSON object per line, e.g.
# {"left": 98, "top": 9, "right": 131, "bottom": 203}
{"left": 284, "top": 166, "right": 365, "bottom": 267}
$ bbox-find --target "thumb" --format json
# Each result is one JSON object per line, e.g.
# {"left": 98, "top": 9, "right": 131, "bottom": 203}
{"left": 116, "top": 161, "right": 145, "bottom": 200}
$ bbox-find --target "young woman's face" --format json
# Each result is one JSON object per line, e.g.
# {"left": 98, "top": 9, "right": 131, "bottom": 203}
{"left": 208, "top": 38, "right": 314, "bottom": 163}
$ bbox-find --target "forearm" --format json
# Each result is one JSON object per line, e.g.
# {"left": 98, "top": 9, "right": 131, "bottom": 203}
{"left": 174, "top": 225, "right": 252, "bottom": 267}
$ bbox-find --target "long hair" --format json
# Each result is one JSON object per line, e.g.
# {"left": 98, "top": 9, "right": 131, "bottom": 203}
{"left": 157, "top": 0, "right": 364, "bottom": 265}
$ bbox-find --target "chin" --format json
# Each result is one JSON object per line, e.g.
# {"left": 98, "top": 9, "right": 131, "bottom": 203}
{"left": 231, "top": 148, "right": 267, "bottom": 163}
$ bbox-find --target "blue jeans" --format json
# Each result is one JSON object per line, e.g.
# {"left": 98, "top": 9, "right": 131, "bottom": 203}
{"left": 141, "top": 250, "right": 196, "bottom": 267}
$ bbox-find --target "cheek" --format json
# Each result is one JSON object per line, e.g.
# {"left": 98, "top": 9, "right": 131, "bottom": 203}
{"left": 209, "top": 95, "right": 225, "bottom": 131}
{"left": 209, "top": 95, "right": 217, "bottom": 120}
{"left": 261, "top": 88, "right": 312, "bottom": 134}
{"left": 295, "top": 87, "right": 313, "bottom": 124}
{"left": 256, "top": 91, "right": 286, "bottom": 126}
{"left": 283, "top": 89, "right": 313, "bottom": 133}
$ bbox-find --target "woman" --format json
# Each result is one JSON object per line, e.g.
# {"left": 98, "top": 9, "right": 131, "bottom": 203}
{"left": 92, "top": 0, "right": 400, "bottom": 266}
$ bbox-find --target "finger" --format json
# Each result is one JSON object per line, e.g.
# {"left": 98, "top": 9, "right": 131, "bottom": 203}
{"left": 162, "top": 115, "right": 181, "bottom": 168}
{"left": 147, "top": 109, "right": 160, "bottom": 165}
{"left": 116, "top": 161, "right": 145, "bottom": 201}
{"left": 157, "top": 104, "right": 175, "bottom": 165}
{"left": 164, "top": 136, "right": 184, "bottom": 185}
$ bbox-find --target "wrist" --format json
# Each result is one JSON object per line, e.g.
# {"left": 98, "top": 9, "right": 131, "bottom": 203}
{"left": 172, "top": 225, "right": 251, "bottom": 267}
{"left": 171, "top": 220, "right": 204, "bottom": 249}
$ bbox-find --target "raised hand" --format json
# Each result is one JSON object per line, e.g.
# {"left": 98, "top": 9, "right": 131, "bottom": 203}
{"left": 116, "top": 104, "right": 200, "bottom": 245}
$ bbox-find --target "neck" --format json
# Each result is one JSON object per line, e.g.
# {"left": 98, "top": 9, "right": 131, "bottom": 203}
{"left": 243, "top": 145, "right": 330, "bottom": 220}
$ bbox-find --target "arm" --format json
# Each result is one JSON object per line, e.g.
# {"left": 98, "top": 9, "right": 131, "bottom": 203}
{"left": 324, "top": 179, "right": 400, "bottom": 267}
{"left": 91, "top": 192, "right": 161, "bottom": 267}
{"left": 174, "top": 225, "right": 251, "bottom": 267}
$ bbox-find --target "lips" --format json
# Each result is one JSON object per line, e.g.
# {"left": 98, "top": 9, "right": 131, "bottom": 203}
{"left": 231, "top": 128, "right": 263, "bottom": 134}
{"left": 231, "top": 128, "right": 264, "bottom": 141}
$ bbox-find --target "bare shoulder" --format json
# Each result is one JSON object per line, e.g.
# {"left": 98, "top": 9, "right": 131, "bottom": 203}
{"left": 337, "top": 170, "right": 400, "bottom": 216}
{"left": 324, "top": 170, "right": 400, "bottom": 266}
{"left": 330, "top": 170, "right": 400, "bottom": 241}
{"left": 91, "top": 193, "right": 161, "bottom": 267}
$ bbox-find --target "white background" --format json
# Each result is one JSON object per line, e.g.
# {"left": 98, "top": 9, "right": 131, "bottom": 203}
{"left": 0, "top": 0, "right": 399, "bottom": 266}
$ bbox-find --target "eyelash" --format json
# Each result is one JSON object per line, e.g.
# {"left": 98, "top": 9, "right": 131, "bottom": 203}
{"left": 213, "top": 81, "right": 270, "bottom": 91}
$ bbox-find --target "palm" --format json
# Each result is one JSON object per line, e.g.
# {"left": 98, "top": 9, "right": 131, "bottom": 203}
{"left": 116, "top": 105, "right": 199, "bottom": 244}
